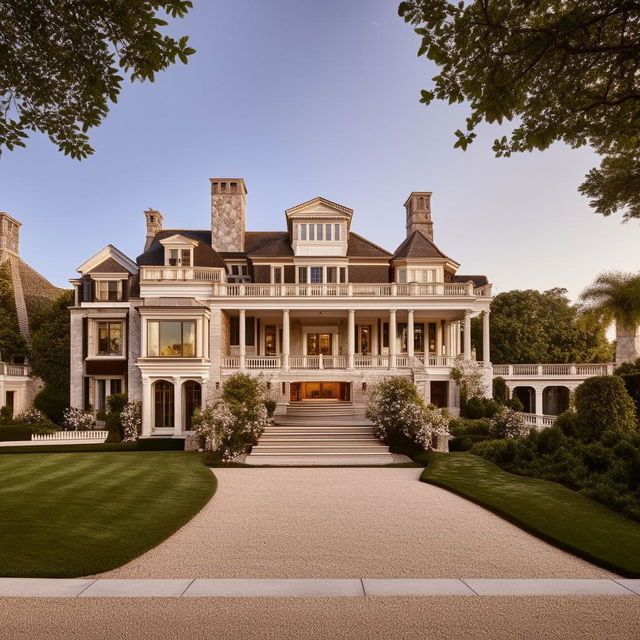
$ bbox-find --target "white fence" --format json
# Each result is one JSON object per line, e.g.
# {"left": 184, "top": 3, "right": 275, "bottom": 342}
{"left": 31, "top": 430, "right": 109, "bottom": 441}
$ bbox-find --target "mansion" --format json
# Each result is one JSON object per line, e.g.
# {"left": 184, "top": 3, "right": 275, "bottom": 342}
{"left": 69, "top": 179, "right": 493, "bottom": 437}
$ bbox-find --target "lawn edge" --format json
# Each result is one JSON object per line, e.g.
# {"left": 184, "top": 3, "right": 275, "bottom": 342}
{"left": 420, "top": 455, "right": 640, "bottom": 578}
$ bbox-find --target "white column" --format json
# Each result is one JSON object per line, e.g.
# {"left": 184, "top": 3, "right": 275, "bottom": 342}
{"left": 239, "top": 309, "right": 246, "bottom": 370}
{"left": 464, "top": 310, "right": 471, "bottom": 360}
{"left": 482, "top": 309, "right": 491, "bottom": 365}
{"left": 173, "top": 377, "right": 182, "bottom": 436}
{"left": 407, "top": 309, "right": 415, "bottom": 362}
{"left": 282, "top": 309, "right": 290, "bottom": 370}
{"left": 444, "top": 320, "right": 451, "bottom": 358}
{"left": 389, "top": 309, "right": 397, "bottom": 369}
{"left": 348, "top": 309, "right": 355, "bottom": 369}
{"left": 535, "top": 387, "right": 544, "bottom": 415}
{"left": 436, "top": 320, "right": 443, "bottom": 358}
{"left": 141, "top": 378, "right": 152, "bottom": 436}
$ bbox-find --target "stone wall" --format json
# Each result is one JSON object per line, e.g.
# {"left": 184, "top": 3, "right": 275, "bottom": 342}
{"left": 211, "top": 194, "right": 245, "bottom": 253}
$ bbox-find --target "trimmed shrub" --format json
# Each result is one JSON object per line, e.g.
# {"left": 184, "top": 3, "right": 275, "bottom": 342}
{"left": 555, "top": 410, "right": 579, "bottom": 438}
{"left": 449, "top": 418, "right": 491, "bottom": 436}
{"left": 614, "top": 358, "right": 640, "bottom": 376}
{"left": 573, "top": 375, "right": 638, "bottom": 441}
{"left": 462, "top": 396, "right": 502, "bottom": 419}
{"left": 0, "top": 424, "right": 34, "bottom": 441}
{"left": 106, "top": 393, "right": 128, "bottom": 414}
{"left": 0, "top": 405, "right": 13, "bottom": 425}
{"left": 33, "top": 384, "right": 67, "bottom": 424}
{"left": 621, "top": 373, "right": 640, "bottom": 421}
{"left": 105, "top": 412, "right": 122, "bottom": 443}
{"left": 536, "top": 425, "right": 566, "bottom": 454}
{"left": 505, "top": 395, "right": 524, "bottom": 412}
{"left": 492, "top": 377, "right": 509, "bottom": 404}
{"left": 263, "top": 398, "right": 277, "bottom": 418}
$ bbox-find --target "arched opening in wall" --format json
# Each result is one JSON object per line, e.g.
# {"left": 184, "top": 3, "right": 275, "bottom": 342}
{"left": 153, "top": 380, "right": 174, "bottom": 430}
{"left": 513, "top": 386, "right": 536, "bottom": 413}
{"left": 184, "top": 380, "right": 202, "bottom": 431}
{"left": 543, "top": 386, "right": 571, "bottom": 416}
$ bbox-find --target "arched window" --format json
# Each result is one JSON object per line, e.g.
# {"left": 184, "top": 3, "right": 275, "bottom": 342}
{"left": 154, "top": 380, "right": 174, "bottom": 429}
{"left": 183, "top": 381, "right": 202, "bottom": 431}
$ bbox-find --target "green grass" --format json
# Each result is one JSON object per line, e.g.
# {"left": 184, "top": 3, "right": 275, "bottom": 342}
{"left": 0, "top": 452, "right": 216, "bottom": 577}
{"left": 421, "top": 452, "right": 640, "bottom": 577}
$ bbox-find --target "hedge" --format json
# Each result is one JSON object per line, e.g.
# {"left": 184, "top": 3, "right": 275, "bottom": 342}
{"left": 0, "top": 424, "right": 34, "bottom": 441}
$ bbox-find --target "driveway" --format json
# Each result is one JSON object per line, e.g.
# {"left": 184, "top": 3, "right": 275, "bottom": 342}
{"left": 99, "top": 468, "right": 614, "bottom": 578}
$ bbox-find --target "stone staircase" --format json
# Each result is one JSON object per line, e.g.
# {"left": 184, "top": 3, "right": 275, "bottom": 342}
{"left": 245, "top": 401, "right": 396, "bottom": 466}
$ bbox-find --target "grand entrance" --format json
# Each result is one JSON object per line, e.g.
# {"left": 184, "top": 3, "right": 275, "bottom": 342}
{"left": 290, "top": 382, "right": 350, "bottom": 401}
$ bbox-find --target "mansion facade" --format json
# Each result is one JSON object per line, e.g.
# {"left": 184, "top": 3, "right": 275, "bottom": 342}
{"left": 69, "top": 179, "right": 493, "bottom": 437}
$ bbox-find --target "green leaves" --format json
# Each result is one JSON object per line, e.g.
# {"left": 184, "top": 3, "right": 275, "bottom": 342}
{"left": 402, "top": 0, "right": 640, "bottom": 220}
{"left": 0, "top": 1, "right": 196, "bottom": 160}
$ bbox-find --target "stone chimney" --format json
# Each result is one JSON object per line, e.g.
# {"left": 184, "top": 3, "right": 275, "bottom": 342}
{"left": 0, "top": 212, "right": 21, "bottom": 261}
{"left": 144, "top": 208, "right": 163, "bottom": 252}
{"left": 210, "top": 178, "right": 247, "bottom": 252}
{"left": 404, "top": 192, "right": 433, "bottom": 241}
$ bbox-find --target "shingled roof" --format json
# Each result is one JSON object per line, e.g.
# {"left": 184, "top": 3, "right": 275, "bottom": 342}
{"left": 136, "top": 230, "right": 226, "bottom": 268}
{"left": 393, "top": 230, "right": 456, "bottom": 262}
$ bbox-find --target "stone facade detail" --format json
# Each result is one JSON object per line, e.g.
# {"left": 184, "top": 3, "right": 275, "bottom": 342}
{"left": 0, "top": 212, "right": 20, "bottom": 260}
{"left": 144, "top": 209, "right": 163, "bottom": 252}
{"left": 210, "top": 178, "right": 246, "bottom": 253}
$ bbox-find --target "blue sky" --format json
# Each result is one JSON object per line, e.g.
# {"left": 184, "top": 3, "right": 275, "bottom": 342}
{"left": 1, "top": 0, "right": 637, "bottom": 297}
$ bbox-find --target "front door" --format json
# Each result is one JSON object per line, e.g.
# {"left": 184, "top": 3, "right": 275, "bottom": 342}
{"left": 290, "top": 382, "right": 351, "bottom": 401}
{"left": 306, "top": 333, "right": 332, "bottom": 356}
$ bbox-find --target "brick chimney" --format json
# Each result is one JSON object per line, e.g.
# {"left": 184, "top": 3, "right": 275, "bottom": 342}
{"left": 210, "top": 178, "right": 247, "bottom": 252}
{"left": 144, "top": 208, "right": 163, "bottom": 252}
{"left": 404, "top": 192, "right": 433, "bottom": 241}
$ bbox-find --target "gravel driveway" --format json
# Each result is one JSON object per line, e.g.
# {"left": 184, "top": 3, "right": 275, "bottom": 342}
{"left": 99, "top": 468, "right": 614, "bottom": 578}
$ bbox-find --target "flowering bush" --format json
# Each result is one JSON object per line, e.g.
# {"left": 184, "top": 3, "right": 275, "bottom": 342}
{"left": 450, "top": 355, "right": 488, "bottom": 404}
{"left": 489, "top": 407, "right": 530, "bottom": 439}
{"left": 192, "top": 373, "right": 270, "bottom": 461}
{"left": 62, "top": 407, "right": 96, "bottom": 431}
{"left": 121, "top": 401, "right": 142, "bottom": 442}
{"left": 366, "top": 377, "right": 450, "bottom": 451}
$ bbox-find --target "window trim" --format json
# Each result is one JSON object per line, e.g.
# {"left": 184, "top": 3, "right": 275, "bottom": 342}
{"left": 96, "top": 320, "right": 124, "bottom": 357}
{"left": 94, "top": 279, "right": 124, "bottom": 302}
{"left": 147, "top": 320, "right": 197, "bottom": 358}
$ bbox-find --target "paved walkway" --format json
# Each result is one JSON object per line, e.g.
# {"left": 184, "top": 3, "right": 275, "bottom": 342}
{"left": 100, "top": 468, "right": 614, "bottom": 579}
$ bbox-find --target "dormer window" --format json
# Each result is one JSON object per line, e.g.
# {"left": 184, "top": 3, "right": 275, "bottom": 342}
{"left": 297, "top": 223, "right": 342, "bottom": 242}
{"left": 95, "top": 280, "right": 124, "bottom": 301}
{"left": 168, "top": 249, "right": 191, "bottom": 267}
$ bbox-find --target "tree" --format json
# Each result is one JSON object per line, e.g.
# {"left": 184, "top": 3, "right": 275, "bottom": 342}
{"left": 472, "top": 288, "right": 614, "bottom": 364}
{"left": 1, "top": 1, "right": 195, "bottom": 159}
{"left": 29, "top": 290, "right": 73, "bottom": 422}
{"left": 0, "top": 261, "right": 27, "bottom": 362}
{"left": 580, "top": 271, "right": 640, "bottom": 364}
{"left": 398, "top": 1, "right": 640, "bottom": 220}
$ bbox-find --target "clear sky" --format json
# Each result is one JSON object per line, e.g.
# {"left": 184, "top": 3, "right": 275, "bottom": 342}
{"left": 1, "top": 0, "right": 637, "bottom": 297}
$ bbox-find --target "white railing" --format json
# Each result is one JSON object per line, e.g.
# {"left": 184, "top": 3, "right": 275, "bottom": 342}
{"left": 518, "top": 413, "right": 557, "bottom": 429}
{"left": 140, "top": 266, "right": 225, "bottom": 282}
{"left": 493, "top": 363, "right": 615, "bottom": 377}
{"left": 290, "top": 355, "right": 320, "bottom": 369}
{"left": 31, "top": 430, "right": 109, "bottom": 441}
{"left": 245, "top": 356, "right": 281, "bottom": 369}
{"left": 353, "top": 355, "right": 389, "bottom": 368}
{"left": 1, "top": 363, "right": 30, "bottom": 377}
{"left": 212, "top": 281, "right": 486, "bottom": 298}
{"left": 427, "top": 355, "right": 457, "bottom": 367}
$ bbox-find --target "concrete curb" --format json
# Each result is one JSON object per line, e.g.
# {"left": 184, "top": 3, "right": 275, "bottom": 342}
{"left": 0, "top": 578, "right": 638, "bottom": 598}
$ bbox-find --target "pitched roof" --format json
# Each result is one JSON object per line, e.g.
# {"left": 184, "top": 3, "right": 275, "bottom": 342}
{"left": 393, "top": 230, "right": 455, "bottom": 262}
{"left": 137, "top": 230, "right": 225, "bottom": 268}
{"left": 347, "top": 232, "right": 393, "bottom": 258}
{"left": 452, "top": 274, "right": 489, "bottom": 287}
{"left": 245, "top": 232, "right": 291, "bottom": 256}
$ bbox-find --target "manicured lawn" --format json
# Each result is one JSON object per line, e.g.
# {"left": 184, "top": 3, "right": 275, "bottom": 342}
{"left": 0, "top": 452, "right": 216, "bottom": 577}
{"left": 421, "top": 452, "right": 640, "bottom": 577}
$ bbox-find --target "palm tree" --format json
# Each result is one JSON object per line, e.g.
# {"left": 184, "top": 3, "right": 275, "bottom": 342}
{"left": 580, "top": 271, "right": 640, "bottom": 364}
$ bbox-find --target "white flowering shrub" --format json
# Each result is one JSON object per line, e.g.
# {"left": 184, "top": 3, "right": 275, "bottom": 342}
{"left": 450, "top": 355, "right": 488, "bottom": 403}
{"left": 14, "top": 408, "right": 58, "bottom": 434}
{"left": 62, "top": 407, "right": 96, "bottom": 431}
{"left": 489, "top": 408, "right": 530, "bottom": 439}
{"left": 366, "top": 377, "right": 450, "bottom": 451}
{"left": 121, "top": 401, "right": 142, "bottom": 442}
{"left": 192, "top": 373, "right": 270, "bottom": 461}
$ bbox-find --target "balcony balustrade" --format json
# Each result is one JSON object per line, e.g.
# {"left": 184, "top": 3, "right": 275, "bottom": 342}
{"left": 493, "top": 363, "right": 615, "bottom": 377}
{"left": 0, "top": 363, "right": 30, "bottom": 377}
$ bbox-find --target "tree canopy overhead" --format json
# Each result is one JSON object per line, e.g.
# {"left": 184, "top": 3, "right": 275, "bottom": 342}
{"left": 399, "top": 1, "right": 640, "bottom": 221}
{"left": 0, "top": 0, "right": 195, "bottom": 159}
{"left": 472, "top": 288, "right": 614, "bottom": 364}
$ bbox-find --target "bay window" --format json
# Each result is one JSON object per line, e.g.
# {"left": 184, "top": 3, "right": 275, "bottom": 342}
{"left": 148, "top": 321, "right": 196, "bottom": 357}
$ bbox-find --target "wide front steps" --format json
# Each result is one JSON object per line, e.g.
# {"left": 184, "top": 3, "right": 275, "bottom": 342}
{"left": 245, "top": 402, "right": 396, "bottom": 466}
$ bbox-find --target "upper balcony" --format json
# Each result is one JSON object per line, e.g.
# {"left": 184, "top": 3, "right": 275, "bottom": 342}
{"left": 0, "top": 363, "right": 30, "bottom": 377}
{"left": 139, "top": 266, "right": 492, "bottom": 298}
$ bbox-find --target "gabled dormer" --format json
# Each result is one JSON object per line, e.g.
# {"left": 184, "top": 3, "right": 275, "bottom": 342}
{"left": 74, "top": 245, "right": 138, "bottom": 303}
{"left": 285, "top": 197, "right": 352, "bottom": 257}
{"left": 159, "top": 234, "right": 199, "bottom": 267}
